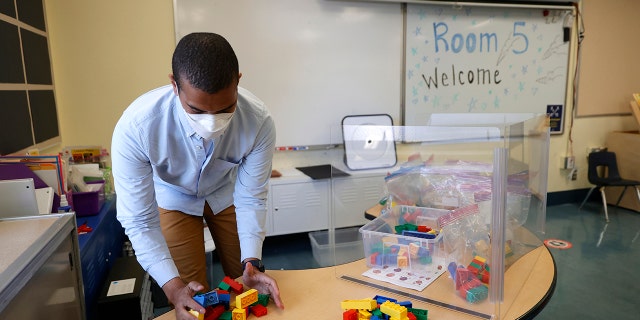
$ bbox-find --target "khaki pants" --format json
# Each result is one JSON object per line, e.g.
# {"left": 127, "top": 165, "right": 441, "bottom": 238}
{"left": 159, "top": 203, "right": 242, "bottom": 291}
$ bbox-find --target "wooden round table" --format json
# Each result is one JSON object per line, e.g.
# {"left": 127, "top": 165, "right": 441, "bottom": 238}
{"left": 155, "top": 243, "right": 555, "bottom": 320}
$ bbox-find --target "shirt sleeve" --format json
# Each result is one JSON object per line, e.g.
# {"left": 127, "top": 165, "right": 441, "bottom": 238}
{"left": 111, "top": 118, "right": 179, "bottom": 287}
{"left": 234, "top": 115, "right": 276, "bottom": 262}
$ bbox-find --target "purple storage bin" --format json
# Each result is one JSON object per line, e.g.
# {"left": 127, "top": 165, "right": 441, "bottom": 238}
{"left": 71, "top": 181, "right": 105, "bottom": 216}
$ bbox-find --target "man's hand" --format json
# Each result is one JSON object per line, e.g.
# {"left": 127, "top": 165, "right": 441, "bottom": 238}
{"left": 162, "top": 277, "right": 206, "bottom": 320}
{"left": 242, "top": 263, "right": 285, "bottom": 309}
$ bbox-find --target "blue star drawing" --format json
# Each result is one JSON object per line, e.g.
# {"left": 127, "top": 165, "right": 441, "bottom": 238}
{"left": 414, "top": 26, "right": 422, "bottom": 36}
{"left": 521, "top": 65, "right": 528, "bottom": 75}
{"left": 424, "top": 39, "right": 429, "bottom": 45}
{"left": 519, "top": 82, "right": 525, "bottom": 92}
{"left": 504, "top": 88, "right": 510, "bottom": 95}
{"left": 532, "top": 23, "right": 538, "bottom": 32}
{"left": 418, "top": 9, "right": 427, "bottom": 20}
{"left": 465, "top": 7, "right": 472, "bottom": 16}
{"left": 422, "top": 56, "right": 428, "bottom": 63}
{"left": 412, "top": 98, "right": 419, "bottom": 105}
{"left": 467, "top": 97, "right": 478, "bottom": 111}
{"left": 411, "top": 47, "right": 418, "bottom": 56}
{"left": 412, "top": 86, "right": 418, "bottom": 96}
{"left": 408, "top": 69, "right": 414, "bottom": 80}
{"left": 423, "top": 95, "right": 429, "bottom": 103}
{"left": 432, "top": 95, "right": 441, "bottom": 108}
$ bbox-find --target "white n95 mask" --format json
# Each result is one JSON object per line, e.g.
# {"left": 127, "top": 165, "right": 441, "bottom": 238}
{"left": 183, "top": 109, "right": 234, "bottom": 140}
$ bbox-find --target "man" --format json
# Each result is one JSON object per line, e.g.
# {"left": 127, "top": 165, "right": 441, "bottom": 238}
{"left": 112, "top": 32, "right": 284, "bottom": 319}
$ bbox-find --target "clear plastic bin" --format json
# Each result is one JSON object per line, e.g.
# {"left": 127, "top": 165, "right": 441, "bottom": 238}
{"left": 359, "top": 205, "right": 448, "bottom": 274}
{"left": 309, "top": 227, "right": 364, "bottom": 267}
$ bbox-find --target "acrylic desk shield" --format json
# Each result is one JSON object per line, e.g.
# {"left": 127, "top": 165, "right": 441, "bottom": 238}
{"left": 327, "top": 114, "right": 551, "bottom": 320}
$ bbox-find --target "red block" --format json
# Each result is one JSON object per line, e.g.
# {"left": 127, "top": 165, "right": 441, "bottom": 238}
{"left": 407, "top": 312, "right": 417, "bottom": 320}
{"left": 222, "top": 276, "right": 244, "bottom": 294}
{"left": 204, "top": 304, "right": 225, "bottom": 320}
{"left": 370, "top": 252, "right": 379, "bottom": 265}
{"left": 251, "top": 304, "right": 268, "bottom": 317}
{"left": 343, "top": 309, "right": 358, "bottom": 320}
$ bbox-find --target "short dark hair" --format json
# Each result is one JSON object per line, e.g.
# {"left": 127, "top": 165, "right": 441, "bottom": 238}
{"left": 172, "top": 33, "right": 239, "bottom": 94}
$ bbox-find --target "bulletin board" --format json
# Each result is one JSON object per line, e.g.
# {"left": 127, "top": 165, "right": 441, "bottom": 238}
{"left": 404, "top": 3, "right": 574, "bottom": 125}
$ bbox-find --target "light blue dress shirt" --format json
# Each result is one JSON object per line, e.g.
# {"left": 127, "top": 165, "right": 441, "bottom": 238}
{"left": 111, "top": 85, "right": 275, "bottom": 287}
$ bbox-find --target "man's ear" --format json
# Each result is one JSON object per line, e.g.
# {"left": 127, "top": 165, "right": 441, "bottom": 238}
{"left": 169, "top": 74, "right": 179, "bottom": 95}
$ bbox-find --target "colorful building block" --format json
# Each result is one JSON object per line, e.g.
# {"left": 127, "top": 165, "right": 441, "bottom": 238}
{"left": 343, "top": 309, "right": 358, "bottom": 320}
{"left": 188, "top": 309, "right": 204, "bottom": 320}
{"left": 204, "top": 305, "right": 225, "bottom": 320}
{"left": 231, "top": 307, "right": 246, "bottom": 320}
{"left": 407, "top": 308, "right": 428, "bottom": 320}
{"left": 193, "top": 290, "right": 219, "bottom": 307}
{"left": 358, "top": 309, "right": 372, "bottom": 319}
{"left": 236, "top": 289, "right": 258, "bottom": 309}
{"left": 341, "top": 299, "right": 377, "bottom": 311}
{"left": 380, "top": 301, "right": 407, "bottom": 319}
{"left": 255, "top": 293, "right": 270, "bottom": 307}
{"left": 222, "top": 276, "right": 244, "bottom": 294}
{"left": 373, "top": 295, "right": 397, "bottom": 305}
{"left": 250, "top": 304, "right": 268, "bottom": 317}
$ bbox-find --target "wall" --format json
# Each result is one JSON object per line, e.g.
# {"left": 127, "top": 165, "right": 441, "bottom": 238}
{"left": 43, "top": 0, "right": 175, "bottom": 153}
{"left": 42, "top": 0, "right": 639, "bottom": 194}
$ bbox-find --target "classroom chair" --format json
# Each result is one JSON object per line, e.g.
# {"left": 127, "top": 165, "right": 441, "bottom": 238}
{"left": 579, "top": 151, "right": 640, "bottom": 222}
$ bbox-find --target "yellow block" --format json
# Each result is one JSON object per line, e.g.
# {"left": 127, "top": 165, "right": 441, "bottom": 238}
{"left": 235, "top": 289, "right": 258, "bottom": 309}
{"left": 188, "top": 309, "right": 204, "bottom": 320}
{"left": 380, "top": 301, "right": 407, "bottom": 319}
{"left": 340, "top": 299, "right": 377, "bottom": 311}
{"left": 232, "top": 308, "right": 246, "bottom": 320}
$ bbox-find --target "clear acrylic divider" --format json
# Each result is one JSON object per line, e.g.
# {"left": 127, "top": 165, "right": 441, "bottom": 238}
{"left": 325, "top": 113, "right": 552, "bottom": 320}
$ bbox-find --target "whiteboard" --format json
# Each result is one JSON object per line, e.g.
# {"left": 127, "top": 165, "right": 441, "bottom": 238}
{"left": 174, "top": 0, "right": 403, "bottom": 147}
{"left": 404, "top": 3, "right": 573, "bottom": 125}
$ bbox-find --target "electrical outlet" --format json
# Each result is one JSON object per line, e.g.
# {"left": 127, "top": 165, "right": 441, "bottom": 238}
{"left": 563, "top": 156, "right": 575, "bottom": 169}
{"left": 571, "top": 168, "right": 578, "bottom": 181}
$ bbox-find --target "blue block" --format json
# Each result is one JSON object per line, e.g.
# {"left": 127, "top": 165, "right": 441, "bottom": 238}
{"left": 402, "top": 230, "right": 436, "bottom": 239}
{"left": 373, "top": 295, "right": 397, "bottom": 305}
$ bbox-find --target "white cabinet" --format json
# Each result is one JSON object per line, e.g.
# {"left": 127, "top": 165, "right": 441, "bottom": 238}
{"left": 267, "top": 179, "right": 330, "bottom": 236}
{"left": 332, "top": 175, "right": 386, "bottom": 228}
{"left": 266, "top": 170, "right": 387, "bottom": 236}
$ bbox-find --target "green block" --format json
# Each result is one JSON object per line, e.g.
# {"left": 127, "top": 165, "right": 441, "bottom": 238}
{"left": 218, "top": 281, "right": 230, "bottom": 291}
{"left": 420, "top": 255, "right": 432, "bottom": 264}
{"left": 408, "top": 307, "right": 429, "bottom": 320}
{"left": 219, "top": 311, "right": 232, "bottom": 320}
{"left": 405, "top": 223, "right": 418, "bottom": 231}
{"left": 255, "top": 293, "right": 270, "bottom": 306}
{"left": 466, "top": 285, "right": 488, "bottom": 303}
